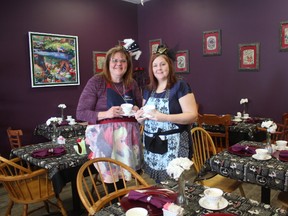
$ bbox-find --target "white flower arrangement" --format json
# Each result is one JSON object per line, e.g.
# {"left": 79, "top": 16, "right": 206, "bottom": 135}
{"left": 166, "top": 157, "right": 193, "bottom": 180}
{"left": 240, "top": 98, "right": 248, "bottom": 104}
{"left": 261, "top": 120, "right": 277, "bottom": 133}
{"left": 58, "top": 104, "right": 67, "bottom": 109}
{"left": 46, "top": 117, "right": 62, "bottom": 126}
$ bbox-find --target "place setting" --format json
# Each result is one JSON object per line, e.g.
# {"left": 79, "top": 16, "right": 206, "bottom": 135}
{"left": 272, "top": 140, "right": 288, "bottom": 162}
{"left": 227, "top": 143, "right": 257, "bottom": 157}
{"left": 198, "top": 188, "right": 229, "bottom": 211}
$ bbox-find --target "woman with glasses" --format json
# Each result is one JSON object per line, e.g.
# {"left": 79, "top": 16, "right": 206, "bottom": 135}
{"left": 76, "top": 45, "right": 142, "bottom": 192}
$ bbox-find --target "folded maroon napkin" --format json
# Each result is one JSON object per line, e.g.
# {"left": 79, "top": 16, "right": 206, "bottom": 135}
{"left": 128, "top": 190, "right": 173, "bottom": 208}
{"left": 31, "top": 146, "right": 66, "bottom": 158}
{"left": 231, "top": 144, "right": 256, "bottom": 154}
{"left": 279, "top": 150, "right": 288, "bottom": 158}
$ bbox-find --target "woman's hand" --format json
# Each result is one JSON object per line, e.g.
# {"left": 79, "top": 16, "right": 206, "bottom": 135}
{"left": 105, "top": 106, "right": 123, "bottom": 118}
{"left": 135, "top": 109, "right": 146, "bottom": 124}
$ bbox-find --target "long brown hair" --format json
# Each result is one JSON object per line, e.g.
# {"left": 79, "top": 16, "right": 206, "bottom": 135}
{"left": 147, "top": 53, "right": 177, "bottom": 91}
{"left": 101, "top": 45, "right": 133, "bottom": 87}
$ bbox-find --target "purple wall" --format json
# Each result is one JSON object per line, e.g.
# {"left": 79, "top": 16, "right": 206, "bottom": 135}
{"left": 0, "top": 0, "right": 138, "bottom": 157}
{"left": 137, "top": 0, "right": 288, "bottom": 122}
{"left": 1, "top": 0, "right": 288, "bottom": 157}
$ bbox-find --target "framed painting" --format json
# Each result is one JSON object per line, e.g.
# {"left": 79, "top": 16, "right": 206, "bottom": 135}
{"left": 238, "top": 43, "right": 260, "bottom": 71}
{"left": 149, "top": 39, "right": 162, "bottom": 54}
{"left": 280, "top": 21, "right": 288, "bottom": 51}
{"left": 93, "top": 51, "right": 106, "bottom": 73}
{"left": 28, "top": 32, "right": 80, "bottom": 88}
{"left": 203, "top": 29, "right": 222, "bottom": 56}
{"left": 175, "top": 50, "right": 189, "bottom": 73}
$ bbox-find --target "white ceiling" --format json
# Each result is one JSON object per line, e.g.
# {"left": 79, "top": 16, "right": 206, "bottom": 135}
{"left": 121, "top": 0, "right": 151, "bottom": 4}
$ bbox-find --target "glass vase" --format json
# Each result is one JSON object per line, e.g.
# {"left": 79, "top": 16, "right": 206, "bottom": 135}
{"left": 61, "top": 108, "right": 64, "bottom": 120}
{"left": 51, "top": 123, "right": 57, "bottom": 144}
{"left": 265, "top": 132, "right": 272, "bottom": 154}
{"left": 176, "top": 170, "right": 188, "bottom": 207}
{"left": 242, "top": 103, "right": 246, "bottom": 115}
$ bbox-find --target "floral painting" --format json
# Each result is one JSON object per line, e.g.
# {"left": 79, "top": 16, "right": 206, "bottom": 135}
{"left": 29, "top": 32, "right": 80, "bottom": 88}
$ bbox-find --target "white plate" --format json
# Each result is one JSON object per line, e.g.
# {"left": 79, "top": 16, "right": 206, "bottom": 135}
{"left": 252, "top": 154, "right": 272, "bottom": 161}
{"left": 69, "top": 122, "right": 77, "bottom": 125}
{"left": 242, "top": 116, "right": 250, "bottom": 119}
{"left": 120, "top": 110, "right": 135, "bottom": 117}
{"left": 198, "top": 197, "right": 228, "bottom": 210}
{"left": 232, "top": 118, "right": 242, "bottom": 122}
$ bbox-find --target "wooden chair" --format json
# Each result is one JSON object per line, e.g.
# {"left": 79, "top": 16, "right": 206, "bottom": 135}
{"left": 0, "top": 156, "right": 67, "bottom": 216}
{"left": 197, "top": 114, "right": 231, "bottom": 152}
{"left": 282, "top": 113, "right": 288, "bottom": 141}
{"left": 6, "top": 127, "right": 23, "bottom": 149}
{"left": 191, "top": 127, "right": 245, "bottom": 197}
{"left": 76, "top": 157, "right": 150, "bottom": 215}
{"left": 258, "top": 122, "right": 286, "bottom": 144}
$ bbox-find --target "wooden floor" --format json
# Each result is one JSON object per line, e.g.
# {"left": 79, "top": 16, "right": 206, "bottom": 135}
{"left": 0, "top": 170, "right": 285, "bottom": 216}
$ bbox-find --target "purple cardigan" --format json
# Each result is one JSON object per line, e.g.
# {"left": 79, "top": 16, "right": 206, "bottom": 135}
{"left": 76, "top": 74, "right": 142, "bottom": 123}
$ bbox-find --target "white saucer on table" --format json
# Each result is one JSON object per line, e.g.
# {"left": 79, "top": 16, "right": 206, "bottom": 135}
{"left": 69, "top": 122, "right": 77, "bottom": 125}
{"left": 198, "top": 196, "right": 228, "bottom": 210}
{"left": 242, "top": 116, "right": 250, "bottom": 119}
{"left": 252, "top": 154, "right": 272, "bottom": 161}
{"left": 232, "top": 118, "right": 242, "bottom": 122}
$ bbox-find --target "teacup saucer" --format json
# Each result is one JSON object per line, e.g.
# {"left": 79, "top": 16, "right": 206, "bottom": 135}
{"left": 69, "top": 122, "right": 76, "bottom": 125}
{"left": 120, "top": 110, "right": 135, "bottom": 117}
{"left": 252, "top": 154, "right": 271, "bottom": 161}
{"left": 199, "top": 197, "right": 228, "bottom": 210}
{"left": 232, "top": 118, "right": 242, "bottom": 122}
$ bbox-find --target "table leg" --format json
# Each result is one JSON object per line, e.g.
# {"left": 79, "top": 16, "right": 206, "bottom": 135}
{"left": 71, "top": 171, "right": 82, "bottom": 212}
{"left": 261, "top": 186, "right": 270, "bottom": 204}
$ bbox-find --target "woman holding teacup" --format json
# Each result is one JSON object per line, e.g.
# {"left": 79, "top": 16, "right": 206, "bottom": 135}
{"left": 76, "top": 45, "right": 142, "bottom": 192}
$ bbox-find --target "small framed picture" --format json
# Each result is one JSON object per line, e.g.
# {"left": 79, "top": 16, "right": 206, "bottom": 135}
{"left": 203, "top": 29, "right": 222, "bottom": 56}
{"left": 175, "top": 50, "right": 189, "bottom": 73}
{"left": 280, "top": 21, "right": 288, "bottom": 51}
{"left": 238, "top": 43, "right": 260, "bottom": 71}
{"left": 93, "top": 51, "right": 106, "bottom": 73}
{"left": 149, "top": 39, "right": 162, "bottom": 54}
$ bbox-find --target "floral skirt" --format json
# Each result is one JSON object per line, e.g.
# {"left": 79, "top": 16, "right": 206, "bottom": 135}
{"left": 85, "top": 121, "right": 142, "bottom": 183}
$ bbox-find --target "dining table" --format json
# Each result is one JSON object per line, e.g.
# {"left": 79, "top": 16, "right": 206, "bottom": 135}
{"left": 34, "top": 121, "right": 87, "bottom": 140}
{"left": 10, "top": 137, "right": 91, "bottom": 213}
{"left": 198, "top": 140, "right": 288, "bottom": 204}
{"left": 94, "top": 180, "right": 287, "bottom": 216}
{"left": 202, "top": 116, "right": 269, "bottom": 145}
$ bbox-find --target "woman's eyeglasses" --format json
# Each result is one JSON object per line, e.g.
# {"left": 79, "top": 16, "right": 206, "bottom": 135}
{"left": 111, "top": 59, "right": 127, "bottom": 64}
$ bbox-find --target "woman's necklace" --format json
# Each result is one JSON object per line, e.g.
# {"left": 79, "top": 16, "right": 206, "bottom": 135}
{"left": 113, "top": 82, "right": 128, "bottom": 103}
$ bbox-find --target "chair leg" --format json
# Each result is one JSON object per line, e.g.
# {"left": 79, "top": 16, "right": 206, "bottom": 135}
{"left": 239, "top": 184, "right": 246, "bottom": 197}
{"left": 44, "top": 201, "right": 50, "bottom": 213}
{"left": 5, "top": 200, "right": 14, "bottom": 216}
{"left": 57, "top": 198, "right": 68, "bottom": 216}
{"left": 22, "top": 204, "right": 28, "bottom": 216}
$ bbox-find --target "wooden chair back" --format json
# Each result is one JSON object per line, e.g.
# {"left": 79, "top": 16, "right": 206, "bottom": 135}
{"left": 258, "top": 122, "right": 286, "bottom": 143}
{"left": 191, "top": 127, "right": 216, "bottom": 173}
{"left": 0, "top": 156, "right": 67, "bottom": 216}
{"left": 197, "top": 114, "right": 231, "bottom": 152}
{"left": 7, "top": 127, "right": 23, "bottom": 149}
{"left": 190, "top": 127, "right": 246, "bottom": 197}
{"left": 76, "top": 157, "right": 150, "bottom": 215}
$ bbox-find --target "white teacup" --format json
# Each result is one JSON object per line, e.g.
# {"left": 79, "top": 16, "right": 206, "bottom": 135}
{"left": 126, "top": 207, "right": 148, "bottom": 216}
{"left": 236, "top": 112, "right": 242, "bottom": 117}
{"left": 204, "top": 188, "right": 223, "bottom": 208}
{"left": 276, "top": 140, "right": 288, "bottom": 150}
{"left": 243, "top": 113, "right": 249, "bottom": 118}
{"left": 255, "top": 148, "right": 269, "bottom": 159}
{"left": 143, "top": 104, "right": 156, "bottom": 114}
{"left": 121, "top": 103, "right": 133, "bottom": 115}
{"left": 67, "top": 115, "right": 72, "bottom": 120}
